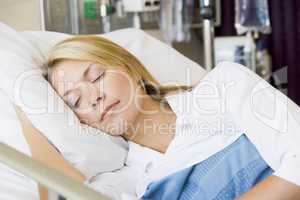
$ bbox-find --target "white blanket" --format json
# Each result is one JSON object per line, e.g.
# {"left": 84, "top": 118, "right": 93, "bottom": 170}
{"left": 136, "top": 62, "right": 300, "bottom": 198}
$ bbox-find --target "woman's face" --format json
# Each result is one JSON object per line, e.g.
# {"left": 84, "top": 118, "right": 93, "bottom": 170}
{"left": 50, "top": 59, "right": 143, "bottom": 136}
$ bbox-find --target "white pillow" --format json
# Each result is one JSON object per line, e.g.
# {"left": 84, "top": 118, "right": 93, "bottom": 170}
{"left": 20, "top": 28, "right": 207, "bottom": 85}
{"left": 0, "top": 22, "right": 128, "bottom": 180}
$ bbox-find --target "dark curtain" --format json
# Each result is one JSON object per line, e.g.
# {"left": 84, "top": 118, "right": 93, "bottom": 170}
{"left": 215, "top": 0, "right": 236, "bottom": 36}
{"left": 215, "top": 0, "right": 300, "bottom": 105}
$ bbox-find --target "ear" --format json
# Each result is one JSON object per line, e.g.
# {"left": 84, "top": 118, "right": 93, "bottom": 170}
{"left": 138, "top": 79, "right": 146, "bottom": 92}
{"left": 142, "top": 80, "right": 162, "bottom": 100}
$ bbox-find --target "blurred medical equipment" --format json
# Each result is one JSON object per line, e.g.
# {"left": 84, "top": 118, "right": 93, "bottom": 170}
{"left": 215, "top": 36, "right": 248, "bottom": 65}
{"left": 98, "top": 0, "right": 115, "bottom": 33}
{"left": 159, "top": 0, "right": 220, "bottom": 70}
{"left": 159, "top": 0, "right": 192, "bottom": 44}
{"left": 159, "top": 0, "right": 221, "bottom": 43}
{"left": 43, "top": 0, "right": 115, "bottom": 34}
{"left": 214, "top": 35, "right": 271, "bottom": 79}
{"left": 214, "top": 33, "right": 257, "bottom": 71}
{"left": 235, "top": 0, "right": 271, "bottom": 35}
{"left": 41, "top": 0, "right": 220, "bottom": 40}
{"left": 42, "top": 0, "right": 160, "bottom": 34}
{"left": 199, "top": 0, "right": 215, "bottom": 70}
{"left": 214, "top": 0, "right": 272, "bottom": 78}
{"left": 69, "top": 0, "right": 80, "bottom": 34}
{"left": 122, "top": 0, "right": 160, "bottom": 29}
{"left": 233, "top": 0, "right": 271, "bottom": 75}
{"left": 41, "top": 0, "right": 222, "bottom": 70}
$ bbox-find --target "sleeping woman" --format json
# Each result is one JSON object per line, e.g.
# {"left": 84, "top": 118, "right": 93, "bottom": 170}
{"left": 44, "top": 35, "right": 300, "bottom": 200}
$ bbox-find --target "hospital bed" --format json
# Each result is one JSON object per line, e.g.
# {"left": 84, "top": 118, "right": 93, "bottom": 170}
{"left": 1, "top": 21, "right": 300, "bottom": 200}
{"left": 0, "top": 23, "right": 205, "bottom": 200}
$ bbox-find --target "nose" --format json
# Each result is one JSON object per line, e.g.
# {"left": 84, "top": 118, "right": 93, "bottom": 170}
{"left": 91, "top": 86, "right": 105, "bottom": 109}
{"left": 75, "top": 81, "right": 105, "bottom": 110}
{"left": 91, "top": 95, "right": 104, "bottom": 108}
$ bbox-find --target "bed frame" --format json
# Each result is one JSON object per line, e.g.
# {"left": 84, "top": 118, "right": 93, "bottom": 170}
{"left": 0, "top": 142, "right": 112, "bottom": 200}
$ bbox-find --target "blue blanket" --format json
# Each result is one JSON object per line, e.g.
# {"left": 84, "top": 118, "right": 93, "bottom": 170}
{"left": 142, "top": 134, "right": 274, "bottom": 200}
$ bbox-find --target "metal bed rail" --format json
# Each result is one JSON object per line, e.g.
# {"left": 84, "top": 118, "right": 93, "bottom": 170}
{"left": 0, "top": 142, "right": 112, "bottom": 200}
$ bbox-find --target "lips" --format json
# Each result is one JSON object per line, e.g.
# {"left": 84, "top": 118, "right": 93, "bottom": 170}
{"left": 100, "top": 100, "right": 120, "bottom": 122}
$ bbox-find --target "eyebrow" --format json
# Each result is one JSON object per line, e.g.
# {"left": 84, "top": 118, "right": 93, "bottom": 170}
{"left": 83, "top": 62, "right": 93, "bottom": 78}
{"left": 63, "top": 62, "right": 93, "bottom": 97}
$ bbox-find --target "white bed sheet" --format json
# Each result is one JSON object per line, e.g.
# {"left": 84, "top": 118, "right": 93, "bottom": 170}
{"left": 86, "top": 141, "right": 163, "bottom": 200}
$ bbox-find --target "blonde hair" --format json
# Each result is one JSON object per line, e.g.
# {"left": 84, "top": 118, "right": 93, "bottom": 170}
{"left": 46, "top": 35, "right": 193, "bottom": 103}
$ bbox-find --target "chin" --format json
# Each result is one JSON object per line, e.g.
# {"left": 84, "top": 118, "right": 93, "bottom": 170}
{"left": 109, "top": 130, "right": 124, "bottom": 136}
{"left": 103, "top": 116, "right": 129, "bottom": 136}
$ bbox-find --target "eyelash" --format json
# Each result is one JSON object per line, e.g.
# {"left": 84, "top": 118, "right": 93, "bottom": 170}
{"left": 92, "top": 71, "right": 105, "bottom": 83}
{"left": 69, "top": 97, "right": 80, "bottom": 109}
{"left": 74, "top": 97, "right": 81, "bottom": 108}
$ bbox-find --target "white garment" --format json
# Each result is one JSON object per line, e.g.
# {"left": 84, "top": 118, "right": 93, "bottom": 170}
{"left": 136, "top": 61, "right": 300, "bottom": 198}
{"left": 86, "top": 142, "right": 163, "bottom": 200}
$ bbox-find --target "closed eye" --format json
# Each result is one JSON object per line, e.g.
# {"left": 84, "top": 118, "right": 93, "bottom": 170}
{"left": 72, "top": 97, "right": 81, "bottom": 108}
{"left": 68, "top": 96, "right": 81, "bottom": 109}
{"left": 66, "top": 91, "right": 81, "bottom": 109}
{"left": 92, "top": 71, "right": 105, "bottom": 83}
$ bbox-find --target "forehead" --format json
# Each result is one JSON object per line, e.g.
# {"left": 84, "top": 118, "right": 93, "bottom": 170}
{"left": 51, "top": 59, "right": 91, "bottom": 95}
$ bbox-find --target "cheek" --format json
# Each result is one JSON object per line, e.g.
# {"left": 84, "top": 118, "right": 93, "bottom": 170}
{"left": 105, "top": 72, "right": 138, "bottom": 102}
{"left": 103, "top": 77, "right": 142, "bottom": 135}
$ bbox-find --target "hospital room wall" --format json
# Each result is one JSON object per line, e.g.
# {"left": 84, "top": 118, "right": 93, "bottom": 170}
{"left": 0, "top": 0, "right": 43, "bottom": 31}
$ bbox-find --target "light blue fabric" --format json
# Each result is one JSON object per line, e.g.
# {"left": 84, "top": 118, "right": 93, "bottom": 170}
{"left": 142, "top": 134, "right": 274, "bottom": 200}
